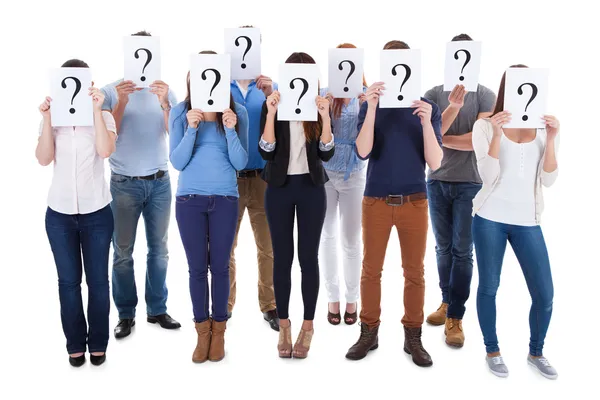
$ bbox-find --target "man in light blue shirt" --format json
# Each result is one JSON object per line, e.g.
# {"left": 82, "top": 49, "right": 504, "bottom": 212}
{"left": 101, "top": 30, "right": 180, "bottom": 339}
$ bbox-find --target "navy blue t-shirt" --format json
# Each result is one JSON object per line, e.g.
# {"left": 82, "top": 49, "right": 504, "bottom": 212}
{"left": 356, "top": 98, "right": 442, "bottom": 197}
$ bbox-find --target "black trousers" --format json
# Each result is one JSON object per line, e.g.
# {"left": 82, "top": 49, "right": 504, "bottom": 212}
{"left": 265, "top": 174, "right": 326, "bottom": 320}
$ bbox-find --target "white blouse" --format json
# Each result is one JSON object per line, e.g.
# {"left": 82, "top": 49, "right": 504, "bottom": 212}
{"left": 288, "top": 121, "right": 310, "bottom": 175}
{"left": 40, "top": 111, "right": 117, "bottom": 215}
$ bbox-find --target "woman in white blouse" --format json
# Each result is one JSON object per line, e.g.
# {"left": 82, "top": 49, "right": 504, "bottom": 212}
{"left": 36, "top": 59, "right": 117, "bottom": 367}
{"left": 471, "top": 65, "right": 560, "bottom": 380}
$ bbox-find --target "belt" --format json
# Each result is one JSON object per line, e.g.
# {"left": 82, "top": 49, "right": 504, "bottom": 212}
{"left": 373, "top": 192, "right": 427, "bottom": 206}
{"left": 334, "top": 138, "right": 357, "bottom": 181}
{"left": 237, "top": 169, "right": 262, "bottom": 178}
{"left": 132, "top": 170, "right": 166, "bottom": 180}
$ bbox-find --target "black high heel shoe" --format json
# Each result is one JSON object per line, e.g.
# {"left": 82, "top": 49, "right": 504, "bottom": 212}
{"left": 69, "top": 354, "right": 86, "bottom": 367}
{"left": 90, "top": 353, "right": 106, "bottom": 366}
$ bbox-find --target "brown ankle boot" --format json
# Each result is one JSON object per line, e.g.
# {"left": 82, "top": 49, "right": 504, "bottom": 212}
{"left": 404, "top": 327, "right": 432, "bottom": 367}
{"left": 426, "top": 303, "right": 448, "bottom": 326}
{"left": 209, "top": 319, "right": 227, "bottom": 362}
{"left": 345, "top": 323, "right": 379, "bottom": 360}
{"left": 444, "top": 318, "right": 464, "bottom": 348}
{"left": 192, "top": 320, "right": 211, "bottom": 363}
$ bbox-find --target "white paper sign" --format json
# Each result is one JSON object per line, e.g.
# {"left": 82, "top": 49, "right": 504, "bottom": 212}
{"left": 278, "top": 64, "right": 319, "bottom": 121}
{"left": 190, "top": 54, "right": 231, "bottom": 112}
{"left": 328, "top": 48, "right": 364, "bottom": 98}
{"left": 379, "top": 49, "right": 421, "bottom": 108}
{"left": 503, "top": 68, "right": 549, "bottom": 129}
{"left": 123, "top": 36, "right": 161, "bottom": 87}
{"left": 444, "top": 41, "right": 482, "bottom": 91}
{"left": 224, "top": 28, "right": 261, "bottom": 80}
{"left": 50, "top": 68, "right": 93, "bottom": 127}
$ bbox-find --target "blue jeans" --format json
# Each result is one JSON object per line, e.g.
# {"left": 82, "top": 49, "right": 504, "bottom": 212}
{"left": 472, "top": 215, "right": 554, "bottom": 356}
{"left": 175, "top": 195, "right": 238, "bottom": 323}
{"left": 427, "top": 180, "right": 481, "bottom": 319}
{"left": 110, "top": 172, "right": 171, "bottom": 319}
{"left": 45, "top": 205, "right": 113, "bottom": 354}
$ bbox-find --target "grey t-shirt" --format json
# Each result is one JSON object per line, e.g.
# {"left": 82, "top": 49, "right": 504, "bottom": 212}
{"left": 424, "top": 84, "right": 496, "bottom": 184}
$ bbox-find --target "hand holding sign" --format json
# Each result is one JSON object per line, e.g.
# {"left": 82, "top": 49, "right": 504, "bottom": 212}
{"left": 278, "top": 64, "right": 319, "bottom": 121}
{"left": 328, "top": 48, "right": 364, "bottom": 98}
{"left": 444, "top": 41, "right": 481, "bottom": 91}
{"left": 50, "top": 67, "right": 93, "bottom": 127}
{"left": 379, "top": 49, "right": 421, "bottom": 108}
{"left": 225, "top": 28, "right": 262, "bottom": 80}
{"left": 124, "top": 36, "right": 161, "bottom": 87}
{"left": 190, "top": 54, "right": 231, "bottom": 112}
{"left": 39, "top": 96, "right": 52, "bottom": 119}
{"left": 503, "top": 68, "right": 549, "bottom": 128}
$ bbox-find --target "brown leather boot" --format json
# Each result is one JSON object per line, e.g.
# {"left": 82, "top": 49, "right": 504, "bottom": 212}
{"left": 192, "top": 320, "right": 211, "bottom": 363}
{"left": 444, "top": 318, "right": 465, "bottom": 348}
{"left": 209, "top": 319, "right": 227, "bottom": 362}
{"left": 345, "top": 323, "right": 379, "bottom": 360}
{"left": 426, "top": 303, "right": 448, "bottom": 326}
{"left": 404, "top": 327, "right": 432, "bottom": 367}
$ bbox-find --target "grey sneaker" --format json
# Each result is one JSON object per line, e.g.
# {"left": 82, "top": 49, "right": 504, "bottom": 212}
{"left": 527, "top": 355, "right": 558, "bottom": 380}
{"left": 486, "top": 355, "right": 509, "bottom": 377}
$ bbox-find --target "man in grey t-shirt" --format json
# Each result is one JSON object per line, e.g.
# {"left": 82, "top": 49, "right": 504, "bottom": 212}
{"left": 423, "top": 34, "right": 496, "bottom": 348}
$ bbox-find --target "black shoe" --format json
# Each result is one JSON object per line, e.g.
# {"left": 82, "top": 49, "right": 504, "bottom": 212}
{"left": 90, "top": 354, "right": 106, "bottom": 366}
{"left": 114, "top": 318, "right": 135, "bottom": 339}
{"left": 69, "top": 354, "right": 86, "bottom": 367}
{"left": 263, "top": 309, "right": 280, "bottom": 332}
{"left": 147, "top": 313, "right": 181, "bottom": 329}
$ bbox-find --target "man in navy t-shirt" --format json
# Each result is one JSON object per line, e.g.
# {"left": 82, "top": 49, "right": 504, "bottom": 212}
{"left": 345, "top": 40, "right": 443, "bottom": 367}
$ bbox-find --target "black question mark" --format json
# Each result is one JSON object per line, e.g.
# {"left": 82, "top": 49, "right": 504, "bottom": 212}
{"left": 134, "top": 48, "right": 153, "bottom": 82}
{"left": 391, "top": 64, "right": 411, "bottom": 101}
{"left": 290, "top": 77, "right": 309, "bottom": 114}
{"left": 235, "top": 36, "right": 252, "bottom": 69}
{"left": 517, "top": 83, "right": 538, "bottom": 121}
{"left": 61, "top": 76, "right": 82, "bottom": 114}
{"left": 201, "top": 68, "right": 222, "bottom": 106}
{"left": 454, "top": 49, "right": 471, "bottom": 81}
{"left": 338, "top": 60, "right": 356, "bottom": 93}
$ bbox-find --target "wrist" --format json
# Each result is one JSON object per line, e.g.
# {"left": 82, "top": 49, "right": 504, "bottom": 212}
{"left": 267, "top": 111, "right": 276, "bottom": 119}
{"left": 161, "top": 102, "right": 171, "bottom": 111}
{"left": 448, "top": 103, "right": 462, "bottom": 110}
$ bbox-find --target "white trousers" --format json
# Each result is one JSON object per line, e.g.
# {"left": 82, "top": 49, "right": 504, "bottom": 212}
{"left": 319, "top": 169, "right": 366, "bottom": 303}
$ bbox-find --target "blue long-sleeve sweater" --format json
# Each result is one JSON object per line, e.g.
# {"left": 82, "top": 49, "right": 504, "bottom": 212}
{"left": 169, "top": 101, "right": 249, "bottom": 197}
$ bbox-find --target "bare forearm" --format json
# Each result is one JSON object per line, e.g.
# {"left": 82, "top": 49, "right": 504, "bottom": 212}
{"left": 36, "top": 118, "right": 55, "bottom": 166}
{"left": 356, "top": 108, "right": 376, "bottom": 158}
{"left": 112, "top": 99, "right": 127, "bottom": 132}
{"left": 441, "top": 105, "right": 460, "bottom": 135}
{"left": 163, "top": 110, "right": 170, "bottom": 134}
{"left": 543, "top": 138, "right": 558, "bottom": 173}
{"left": 488, "top": 135, "right": 501, "bottom": 159}
{"left": 320, "top": 117, "right": 332, "bottom": 143}
{"left": 262, "top": 114, "right": 276, "bottom": 143}
{"left": 423, "top": 122, "right": 443, "bottom": 170}
{"left": 94, "top": 111, "right": 116, "bottom": 158}
{"left": 443, "top": 132, "right": 473, "bottom": 151}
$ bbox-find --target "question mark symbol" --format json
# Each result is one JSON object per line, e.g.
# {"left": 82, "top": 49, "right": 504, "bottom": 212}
{"left": 235, "top": 36, "right": 252, "bottom": 69}
{"left": 61, "top": 76, "right": 82, "bottom": 114}
{"left": 201, "top": 68, "right": 222, "bottom": 106}
{"left": 338, "top": 60, "right": 356, "bottom": 93}
{"left": 391, "top": 64, "right": 411, "bottom": 101}
{"left": 454, "top": 49, "right": 471, "bottom": 82}
{"left": 134, "top": 48, "right": 153, "bottom": 82}
{"left": 517, "top": 83, "right": 538, "bottom": 121}
{"left": 290, "top": 77, "right": 309, "bottom": 114}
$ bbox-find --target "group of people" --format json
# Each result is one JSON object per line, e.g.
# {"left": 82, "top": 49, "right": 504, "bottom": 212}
{"left": 37, "top": 29, "right": 561, "bottom": 380}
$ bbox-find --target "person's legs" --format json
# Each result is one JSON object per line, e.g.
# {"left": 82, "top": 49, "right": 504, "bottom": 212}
{"left": 142, "top": 174, "right": 172, "bottom": 317}
{"left": 508, "top": 225, "right": 554, "bottom": 357}
{"left": 319, "top": 178, "right": 340, "bottom": 305}
{"left": 45, "top": 208, "right": 86, "bottom": 355}
{"left": 79, "top": 205, "right": 113, "bottom": 354}
{"left": 228, "top": 177, "right": 248, "bottom": 314}
{"left": 472, "top": 215, "right": 508, "bottom": 355}
{"left": 110, "top": 175, "right": 144, "bottom": 319}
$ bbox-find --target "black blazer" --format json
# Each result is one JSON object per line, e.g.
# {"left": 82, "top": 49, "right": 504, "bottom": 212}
{"left": 258, "top": 102, "right": 335, "bottom": 187}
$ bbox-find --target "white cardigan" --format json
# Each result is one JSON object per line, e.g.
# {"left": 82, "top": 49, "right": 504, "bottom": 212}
{"left": 471, "top": 118, "right": 560, "bottom": 224}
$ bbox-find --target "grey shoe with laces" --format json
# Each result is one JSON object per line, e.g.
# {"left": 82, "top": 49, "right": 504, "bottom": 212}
{"left": 527, "top": 355, "right": 558, "bottom": 380}
{"left": 486, "top": 355, "right": 509, "bottom": 377}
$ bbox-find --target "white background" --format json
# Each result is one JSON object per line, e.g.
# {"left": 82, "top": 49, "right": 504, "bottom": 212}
{"left": 1, "top": 0, "right": 598, "bottom": 398}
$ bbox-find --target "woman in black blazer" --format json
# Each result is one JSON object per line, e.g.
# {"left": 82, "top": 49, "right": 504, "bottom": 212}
{"left": 259, "top": 52, "right": 334, "bottom": 359}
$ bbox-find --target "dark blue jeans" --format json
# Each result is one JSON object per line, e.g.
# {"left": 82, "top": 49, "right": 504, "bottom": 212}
{"left": 427, "top": 180, "right": 481, "bottom": 319}
{"left": 110, "top": 172, "right": 171, "bottom": 319}
{"left": 175, "top": 195, "right": 238, "bottom": 323}
{"left": 45, "top": 205, "right": 113, "bottom": 354}
{"left": 472, "top": 215, "right": 554, "bottom": 356}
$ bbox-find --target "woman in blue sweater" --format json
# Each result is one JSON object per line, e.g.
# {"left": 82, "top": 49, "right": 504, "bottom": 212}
{"left": 169, "top": 52, "right": 248, "bottom": 363}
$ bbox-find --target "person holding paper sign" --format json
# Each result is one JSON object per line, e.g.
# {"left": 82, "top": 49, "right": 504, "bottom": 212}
{"left": 37, "top": 59, "right": 117, "bottom": 367}
{"left": 101, "top": 30, "right": 181, "bottom": 340}
{"left": 471, "top": 65, "right": 560, "bottom": 380}
{"left": 423, "top": 34, "right": 496, "bottom": 348}
{"left": 228, "top": 25, "right": 280, "bottom": 331}
{"left": 319, "top": 43, "right": 367, "bottom": 326}
{"left": 259, "top": 52, "right": 334, "bottom": 359}
{"left": 345, "top": 41, "right": 443, "bottom": 367}
{"left": 169, "top": 50, "right": 249, "bottom": 363}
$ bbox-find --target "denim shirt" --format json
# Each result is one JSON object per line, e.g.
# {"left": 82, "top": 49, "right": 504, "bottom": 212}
{"left": 319, "top": 87, "right": 367, "bottom": 180}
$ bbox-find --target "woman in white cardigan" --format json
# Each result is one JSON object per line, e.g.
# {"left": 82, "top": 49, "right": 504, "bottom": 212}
{"left": 471, "top": 65, "right": 560, "bottom": 380}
